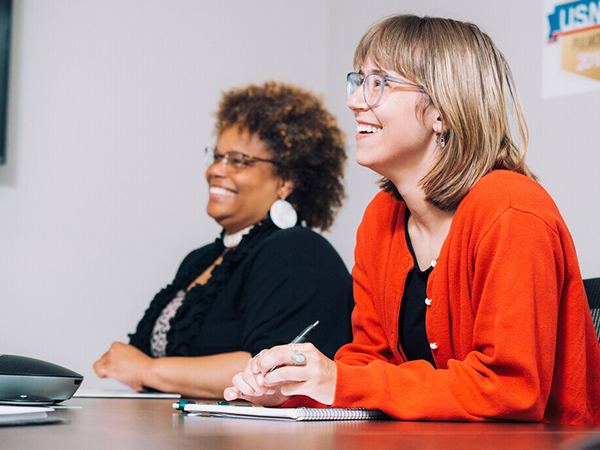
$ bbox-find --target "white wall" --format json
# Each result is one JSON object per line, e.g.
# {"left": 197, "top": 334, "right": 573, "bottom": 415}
{"left": 1, "top": 0, "right": 598, "bottom": 388}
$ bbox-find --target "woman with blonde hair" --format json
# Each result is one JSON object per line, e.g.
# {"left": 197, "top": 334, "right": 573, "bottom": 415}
{"left": 225, "top": 15, "right": 600, "bottom": 425}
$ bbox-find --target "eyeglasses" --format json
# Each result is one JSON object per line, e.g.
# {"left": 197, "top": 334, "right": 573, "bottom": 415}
{"left": 346, "top": 72, "right": 423, "bottom": 107}
{"left": 204, "top": 147, "right": 280, "bottom": 172}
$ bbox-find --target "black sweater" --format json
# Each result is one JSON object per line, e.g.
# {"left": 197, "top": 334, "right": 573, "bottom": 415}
{"left": 129, "top": 219, "right": 354, "bottom": 359}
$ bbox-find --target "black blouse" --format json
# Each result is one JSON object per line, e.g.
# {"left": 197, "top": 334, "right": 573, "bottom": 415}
{"left": 398, "top": 214, "right": 436, "bottom": 367}
{"left": 129, "top": 218, "right": 354, "bottom": 359}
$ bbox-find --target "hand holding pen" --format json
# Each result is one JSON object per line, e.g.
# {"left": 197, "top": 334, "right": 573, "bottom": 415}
{"left": 269, "top": 320, "right": 319, "bottom": 372}
{"left": 223, "top": 320, "right": 338, "bottom": 406}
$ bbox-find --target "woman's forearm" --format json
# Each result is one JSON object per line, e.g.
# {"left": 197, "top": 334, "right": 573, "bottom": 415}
{"left": 144, "top": 351, "right": 252, "bottom": 399}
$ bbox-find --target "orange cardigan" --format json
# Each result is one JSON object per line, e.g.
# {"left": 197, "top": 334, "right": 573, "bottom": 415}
{"left": 290, "top": 170, "right": 600, "bottom": 424}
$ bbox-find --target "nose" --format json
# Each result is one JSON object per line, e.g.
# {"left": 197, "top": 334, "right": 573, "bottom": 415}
{"left": 207, "top": 156, "right": 228, "bottom": 178}
{"left": 347, "top": 84, "right": 368, "bottom": 112}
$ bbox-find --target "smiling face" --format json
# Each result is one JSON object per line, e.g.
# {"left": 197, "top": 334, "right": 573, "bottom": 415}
{"left": 206, "top": 126, "right": 293, "bottom": 234}
{"left": 347, "top": 59, "right": 443, "bottom": 186}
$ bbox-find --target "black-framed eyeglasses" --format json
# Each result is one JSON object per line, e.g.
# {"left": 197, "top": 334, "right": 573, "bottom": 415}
{"left": 346, "top": 72, "right": 423, "bottom": 107}
{"left": 204, "top": 147, "right": 280, "bottom": 172}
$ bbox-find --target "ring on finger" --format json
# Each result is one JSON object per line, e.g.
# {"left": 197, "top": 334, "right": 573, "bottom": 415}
{"left": 290, "top": 343, "right": 307, "bottom": 366}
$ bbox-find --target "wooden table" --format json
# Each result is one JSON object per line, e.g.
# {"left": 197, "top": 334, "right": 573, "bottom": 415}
{"left": 1, "top": 398, "right": 599, "bottom": 450}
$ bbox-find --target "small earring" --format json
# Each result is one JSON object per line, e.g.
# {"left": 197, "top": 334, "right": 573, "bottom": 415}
{"left": 270, "top": 198, "right": 297, "bottom": 229}
{"left": 436, "top": 132, "right": 446, "bottom": 148}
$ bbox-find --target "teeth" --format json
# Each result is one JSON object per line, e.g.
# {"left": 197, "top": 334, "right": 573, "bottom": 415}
{"left": 210, "top": 186, "right": 236, "bottom": 197}
{"left": 357, "top": 124, "right": 381, "bottom": 133}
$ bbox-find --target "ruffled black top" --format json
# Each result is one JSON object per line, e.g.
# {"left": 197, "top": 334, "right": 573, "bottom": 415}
{"left": 129, "top": 218, "right": 354, "bottom": 359}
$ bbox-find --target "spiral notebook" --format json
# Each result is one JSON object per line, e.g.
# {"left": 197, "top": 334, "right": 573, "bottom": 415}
{"left": 174, "top": 402, "right": 387, "bottom": 421}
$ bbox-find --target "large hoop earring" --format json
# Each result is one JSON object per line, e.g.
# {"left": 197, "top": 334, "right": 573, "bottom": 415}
{"left": 270, "top": 199, "right": 297, "bottom": 229}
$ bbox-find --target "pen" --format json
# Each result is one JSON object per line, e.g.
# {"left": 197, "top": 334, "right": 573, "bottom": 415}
{"left": 173, "top": 399, "right": 196, "bottom": 411}
{"left": 269, "top": 320, "right": 319, "bottom": 372}
{"left": 291, "top": 320, "right": 320, "bottom": 344}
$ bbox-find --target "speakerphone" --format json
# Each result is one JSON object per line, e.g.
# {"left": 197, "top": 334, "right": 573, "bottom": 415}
{"left": 0, "top": 354, "right": 83, "bottom": 405}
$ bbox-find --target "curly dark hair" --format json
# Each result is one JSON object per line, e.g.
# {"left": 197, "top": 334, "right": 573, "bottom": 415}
{"left": 214, "top": 81, "right": 346, "bottom": 232}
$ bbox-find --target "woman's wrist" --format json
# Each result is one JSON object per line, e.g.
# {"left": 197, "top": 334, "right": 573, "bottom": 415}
{"left": 141, "top": 355, "right": 161, "bottom": 391}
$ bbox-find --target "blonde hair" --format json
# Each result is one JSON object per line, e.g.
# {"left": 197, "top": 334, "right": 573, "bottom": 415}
{"left": 354, "top": 14, "right": 536, "bottom": 210}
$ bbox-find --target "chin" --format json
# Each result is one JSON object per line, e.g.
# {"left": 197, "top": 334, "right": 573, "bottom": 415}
{"left": 206, "top": 206, "right": 228, "bottom": 224}
{"left": 355, "top": 151, "right": 377, "bottom": 170}
{"left": 356, "top": 157, "right": 389, "bottom": 179}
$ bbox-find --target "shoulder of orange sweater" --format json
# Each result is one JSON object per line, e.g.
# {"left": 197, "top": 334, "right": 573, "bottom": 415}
{"left": 463, "top": 170, "right": 562, "bottom": 225}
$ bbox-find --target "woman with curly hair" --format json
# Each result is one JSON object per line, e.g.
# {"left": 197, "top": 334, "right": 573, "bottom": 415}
{"left": 94, "top": 81, "right": 353, "bottom": 398}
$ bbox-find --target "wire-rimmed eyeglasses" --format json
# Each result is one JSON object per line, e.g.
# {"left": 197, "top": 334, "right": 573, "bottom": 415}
{"left": 346, "top": 72, "right": 423, "bottom": 107}
{"left": 204, "top": 147, "right": 280, "bottom": 172}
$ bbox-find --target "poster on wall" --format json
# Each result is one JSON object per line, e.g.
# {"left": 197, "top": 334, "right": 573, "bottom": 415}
{"left": 543, "top": 0, "right": 600, "bottom": 98}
